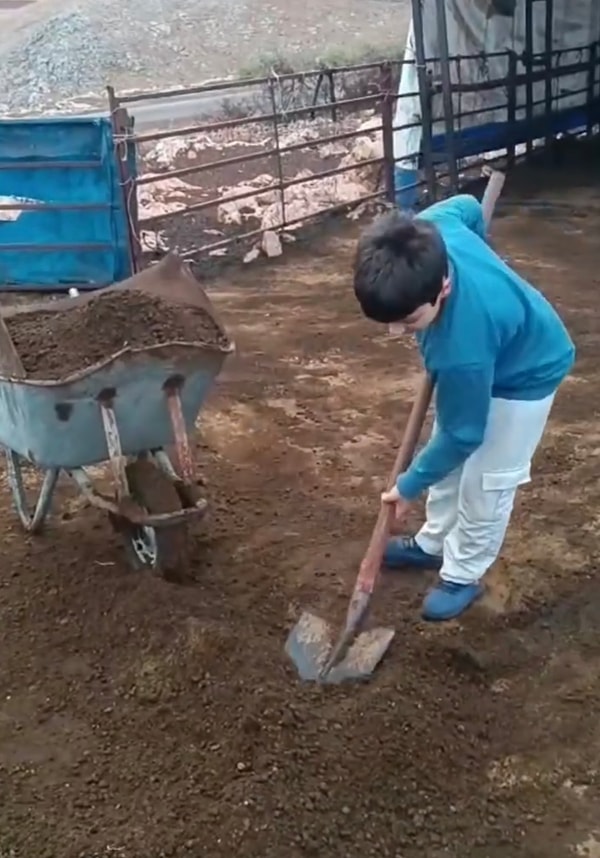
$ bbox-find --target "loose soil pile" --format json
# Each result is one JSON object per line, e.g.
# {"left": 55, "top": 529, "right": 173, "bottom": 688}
{"left": 4, "top": 288, "right": 229, "bottom": 380}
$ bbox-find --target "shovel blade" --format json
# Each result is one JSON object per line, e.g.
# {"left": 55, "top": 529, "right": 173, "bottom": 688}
{"left": 285, "top": 611, "right": 395, "bottom": 684}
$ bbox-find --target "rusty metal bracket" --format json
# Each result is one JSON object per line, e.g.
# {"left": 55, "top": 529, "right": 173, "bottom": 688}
{"left": 164, "top": 380, "right": 194, "bottom": 484}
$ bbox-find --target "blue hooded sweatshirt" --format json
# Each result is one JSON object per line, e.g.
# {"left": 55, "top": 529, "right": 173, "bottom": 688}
{"left": 397, "top": 194, "right": 575, "bottom": 501}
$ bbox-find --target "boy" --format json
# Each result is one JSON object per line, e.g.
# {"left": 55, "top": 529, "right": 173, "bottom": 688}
{"left": 353, "top": 194, "right": 575, "bottom": 622}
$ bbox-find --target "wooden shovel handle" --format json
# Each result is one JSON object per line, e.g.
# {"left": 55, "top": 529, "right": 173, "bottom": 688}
{"left": 357, "top": 373, "right": 434, "bottom": 589}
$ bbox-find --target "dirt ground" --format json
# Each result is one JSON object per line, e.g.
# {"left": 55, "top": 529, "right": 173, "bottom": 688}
{"left": 1, "top": 152, "right": 600, "bottom": 858}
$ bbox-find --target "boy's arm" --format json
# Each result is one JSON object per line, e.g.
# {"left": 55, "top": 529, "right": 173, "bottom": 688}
{"left": 397, "top": 363, "right": 493, "bottom": 500}
{"left": 418, "top": 194, "right": 486, "bottom": 241}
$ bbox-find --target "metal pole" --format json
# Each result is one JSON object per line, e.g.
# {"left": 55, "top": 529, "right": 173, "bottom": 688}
{"left": 586, "top": 41, "right": 598, "bottom": 136}
{"left": 506, "top": 50, "right": 518, "bottom": 169}
{"left": 524, "top": 0, "right": 534, "bottom": 160}
{"left": 380, "top": 63, "right": 397, "bottom": 203}
{"left": 543, "top": 0, "right": 554, "bottom": 156}
{"left": 269, "top": 77, "right": 287, "bottom": 231}
{"left": 435, "top": 0, "right": 459, "bottom": 192}
{"left": 327, "top": 69, "right": 338, "bottom": 122}
{"left": 107, "top": 85, "right": 139, "bottom": 274}
{"left": 410, "top": 0, "right": 437, "bottom": 201}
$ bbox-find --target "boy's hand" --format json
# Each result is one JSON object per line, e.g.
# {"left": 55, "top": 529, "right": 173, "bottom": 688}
{"left": 380, "top": 486, "right": 412, "bottom": 524}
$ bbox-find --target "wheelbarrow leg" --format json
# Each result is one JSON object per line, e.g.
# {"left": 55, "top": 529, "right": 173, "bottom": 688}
{"left": 156, "top": 383, "right": 206, "bottom": 511}
{"left": 5, "top": 449, "right": 59, "bottom": 533}
{"left": 153, "top": 449, "right": 180, "bottom": 480}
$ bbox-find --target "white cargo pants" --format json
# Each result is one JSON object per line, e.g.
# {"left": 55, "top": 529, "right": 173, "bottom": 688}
{"left": 415, "top": 394, "right": 555, "bottom": 585}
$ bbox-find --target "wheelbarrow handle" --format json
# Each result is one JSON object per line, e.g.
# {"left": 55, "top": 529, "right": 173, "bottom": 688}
{"left": 481, "top": 168, "right": 506, "bottom": 229}
{"left": 356, "top": 373, "right": 435, "bottom": 591}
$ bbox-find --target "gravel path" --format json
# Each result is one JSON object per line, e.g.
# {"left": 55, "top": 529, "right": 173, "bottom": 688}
{"left": 0, "top": 0, "right": 409, "bottom": 115}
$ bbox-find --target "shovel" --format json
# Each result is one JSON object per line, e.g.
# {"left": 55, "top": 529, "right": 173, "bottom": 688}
{"left": 286, "top": 373, "right": 434, "bottom": 683}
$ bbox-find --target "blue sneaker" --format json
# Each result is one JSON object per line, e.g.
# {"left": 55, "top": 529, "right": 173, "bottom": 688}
{"left": 382, "top": 535, "right": 443, "bottom": 571}
{"left": 422, "top": 579, "right": 483, "bottom": 622}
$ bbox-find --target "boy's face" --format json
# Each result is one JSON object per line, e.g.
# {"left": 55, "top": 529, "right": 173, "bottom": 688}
{"left": 389, "top": 277, "right": 451, "bottom": 336}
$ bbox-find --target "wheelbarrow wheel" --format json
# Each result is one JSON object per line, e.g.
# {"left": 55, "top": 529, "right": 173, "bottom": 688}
{"left": 114, "top": 458, "right": 190, "bottom": 580}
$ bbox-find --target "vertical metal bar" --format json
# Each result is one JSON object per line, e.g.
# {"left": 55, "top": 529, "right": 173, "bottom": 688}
{"left": 124, "top": 110, "right": 140, "bottom": 254}
{"left": 435, "top": 0, "right": 459, "bottom": 191}
{"left": 269, "top": 77, "right": 287, "bottom": 230}
{"left": 506, "top": 50, "right": 518, "bottom": 169}
{"left": 107, "top": 85, "right": 139, "bottom": 274}
{"left": 380, "top": 63, "right": 396, "bottom": 204}
{"left": 165, "top": 386, "right": 194, "bottom": 484}
{"left": 99, "top": 397, "right": 129, "bottom": 500}
{"left": 454, "top": 56, "right": 463, "bottom": 135}
{"left": 327, "top": 69, "right": 338, "bottom": 122}
{"left": 423, "top": 72, "right": 438, "bottom": 202}
{"left": 586, "top": 42, "right": 598, "bottom": 136}
{"left": 544, "top": 0, "right": 554, "bottom": 155}
{"left": 524, "top": 0, "right": 534, "bottom": 160}
{"left": 309, "top": 73, "right": 324, "bottom": 121}
{"left": 410, "top": 0, "right": 437, "bottom": 201}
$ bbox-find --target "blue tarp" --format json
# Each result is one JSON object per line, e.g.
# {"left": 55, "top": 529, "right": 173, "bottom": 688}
{"left": 0, "top": 116, "right": 136, "bottom": 290}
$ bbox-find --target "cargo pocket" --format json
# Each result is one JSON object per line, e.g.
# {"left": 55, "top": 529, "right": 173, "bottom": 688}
{"left": 481, "top": 464, "right": 531, "bottom": 520}
{"left": 482, "top": 465, "right": 531, "bottom": 493}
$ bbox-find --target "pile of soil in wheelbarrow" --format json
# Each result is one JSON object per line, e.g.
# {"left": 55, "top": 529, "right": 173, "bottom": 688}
{"left": 4, "top": 288, "right": 230, "bottom": 380}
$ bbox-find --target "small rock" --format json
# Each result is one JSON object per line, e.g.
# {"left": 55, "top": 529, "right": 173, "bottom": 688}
{"left": 262, "top": 229, "right": 282, "bottom": 258}
{"left": 243, "top": 246, "right": 261, "bottom": 264}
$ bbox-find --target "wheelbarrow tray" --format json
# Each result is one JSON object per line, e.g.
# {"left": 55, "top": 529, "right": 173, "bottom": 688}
{"left": 0, "top": 340, "right": 232, "bottom": 470}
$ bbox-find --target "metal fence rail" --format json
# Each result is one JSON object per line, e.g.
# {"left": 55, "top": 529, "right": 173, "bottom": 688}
{"left": 108, "top": 62, "right": 421, "bottom": 266}
{"left": 108, "top": 44, "right": 600, "bottom": 268}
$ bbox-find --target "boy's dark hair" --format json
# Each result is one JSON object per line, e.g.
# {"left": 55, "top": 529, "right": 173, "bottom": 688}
{"left": 353, "top": 210, "right": 448, "bottom": 323}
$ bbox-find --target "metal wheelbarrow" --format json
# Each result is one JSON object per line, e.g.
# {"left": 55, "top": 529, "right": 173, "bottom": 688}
{"left": 0, "top": 322, "right": 233, "bottom": 578}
